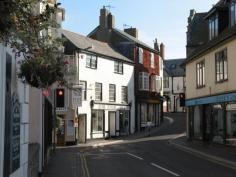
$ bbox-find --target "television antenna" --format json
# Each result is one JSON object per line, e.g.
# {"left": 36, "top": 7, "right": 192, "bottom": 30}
{"left": 123, "top": 24, "right": 132, "bottom": 29}
{"left": 105, "top": 5, "right": 115, "bottom": 11}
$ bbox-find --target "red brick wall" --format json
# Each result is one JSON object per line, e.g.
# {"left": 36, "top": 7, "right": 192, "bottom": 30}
{"left": 135, "top": 46, "right": 160, "bottom": 75}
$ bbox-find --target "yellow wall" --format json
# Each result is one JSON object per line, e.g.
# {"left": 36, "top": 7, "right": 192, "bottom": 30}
{"left": 186, "top": 38, "right": 236, "bottom": 99}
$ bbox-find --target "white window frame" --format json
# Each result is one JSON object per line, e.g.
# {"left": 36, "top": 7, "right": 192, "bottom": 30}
{"left": 139, "top": 48, "right": 143, "bottom": 64}
{"left": 150, "top": 53, "right": 155, "bottom": 68}
{"left": 139, "top": 72, "right": 149, "bottom": 91}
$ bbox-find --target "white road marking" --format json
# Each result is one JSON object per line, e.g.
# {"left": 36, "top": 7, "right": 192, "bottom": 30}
{"left": 85, "top": 152, "right": 125, "bottom": 156}
{"left": 164, "top": 116, "right": 174, "bottom": 124}
{"left": 150, "top": 163, "right": 180, "bottom": 176}
{"left": 126, "top": 152, "right": 144, "bottom": 160}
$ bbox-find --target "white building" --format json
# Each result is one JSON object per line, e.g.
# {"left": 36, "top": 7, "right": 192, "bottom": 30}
{"left": 163, "top": 59, "right": 186, "bottom": 112}
{"left": 0, "top": 44, "right": 30, "bottom": 177}
{"left": 62, "top": 30, "right": 135, "bottom": 142}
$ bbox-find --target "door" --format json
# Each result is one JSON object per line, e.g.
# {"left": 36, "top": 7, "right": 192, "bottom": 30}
{"left": 109, "top": 112, "right": 116, "bottom": 137}
{"left": 119, "top": 110, "right": 130, "bottom": 136}
{"left": 78, "top": 114, "right": 86, "bottom": 143}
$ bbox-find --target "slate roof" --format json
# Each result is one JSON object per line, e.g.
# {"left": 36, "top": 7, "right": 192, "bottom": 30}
{"left": 113, "top": 28, "right": 158, "bottom": 54}
{"left": 164, "top": 59, "right": 186, "bottom": 77}
{"left": 62, "top": 29, "right": 133, "bottom": 63}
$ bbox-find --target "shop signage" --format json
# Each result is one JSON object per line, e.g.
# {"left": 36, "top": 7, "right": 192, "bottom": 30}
{"left": 186, "top": 92, "right": 236, "bottom": 106}
{"left": 10, "top": 93, "right": 20, "bottom": 172}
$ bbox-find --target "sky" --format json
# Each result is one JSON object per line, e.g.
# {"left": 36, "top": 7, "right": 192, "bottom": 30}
{"left": 59, "top": 0, "right": 219, "bottom": 59}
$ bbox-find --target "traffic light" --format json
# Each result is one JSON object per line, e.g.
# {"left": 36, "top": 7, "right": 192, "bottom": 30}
{"left": 56, "top": 88, "right": 65, "bottom": 108}
{"left": 179, "top": 93, "right": 185, "bottom": 107}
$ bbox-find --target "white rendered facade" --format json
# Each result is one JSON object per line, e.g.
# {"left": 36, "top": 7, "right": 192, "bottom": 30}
{"left": 0, "top": 44, "right": 30, "bottom": 177}
{"left": 78, "top": 52, "right": 135, "bottom": 139}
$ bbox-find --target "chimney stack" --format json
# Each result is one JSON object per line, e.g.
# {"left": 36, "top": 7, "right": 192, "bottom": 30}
{"left": 99, "top": 6, "right": 109, "bottom": 29}
{"left": 124, "top": 27, "right": 138, "bottom": 38}
{"left": 154, "top": 38, "right": 160, "bottom": 52}
{"left": 160, "top": 43, "right": 165, "bottom": 59}
{"left": 108, "top": 13, "right": 115, "bottom": 29}
{"left": 188, "top": 9, "right": 196, "bottom": 25}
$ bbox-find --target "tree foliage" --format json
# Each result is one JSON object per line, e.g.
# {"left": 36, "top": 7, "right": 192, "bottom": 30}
{"left": 0, "top": 0, "right": 68, "bottom": 89}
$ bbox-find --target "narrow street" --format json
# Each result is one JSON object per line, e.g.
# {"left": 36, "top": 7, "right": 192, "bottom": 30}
{"left": 44, "top": 113, "right": 236, "bottom": 177}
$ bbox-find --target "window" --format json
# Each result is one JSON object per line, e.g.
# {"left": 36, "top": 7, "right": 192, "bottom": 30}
{"left": 114, "top": 61, "right": 123, "bottom": 74}
{"left": 150, "top": 53, "right": 155, "bottom": 68}
{"left": 209, "top": 15, "right": 218, "bottom": 40}
{"left": 92, "top": 110, "right": 104, "bottom": 132}
{"left": 109, "top": 84, "right": 116, "bottom": 102}
{"left": 139, "top": 48, "right": 143, "bottom": 64}
{"left": 86, "top": 54, "right": 97, "bottom": 69}
{"left": 121, "top": 86, "right": 128, "bottom": 103}
{"left": 163, "top": 74, "right": 169, "bottom": 88}
{"left": 79, "top": 81, "right": 87, "bottom": 100}
{"left": 139, "top": 72, "right": 149, "bottom": 90}
{"left": 95, "top": 83, "right": 102, "bottom": 101}
{"left": 196, "top": 60, "right": 205, "bottom": 88}
{"left": 215, "top": 49, "right": 228, "bottom": 82}
{"left": 150, "top": 75, "right": 162, "bottom": 92}
{"left": 230, "top": 2, "right": 236, "bottom": 27}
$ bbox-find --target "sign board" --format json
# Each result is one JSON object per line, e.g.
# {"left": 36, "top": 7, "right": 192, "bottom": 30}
{"left": 10, "top": 93, "right": 20, "bottom": 172}
{"left": 72, "top": 87, "right": 82, "bottom": 108}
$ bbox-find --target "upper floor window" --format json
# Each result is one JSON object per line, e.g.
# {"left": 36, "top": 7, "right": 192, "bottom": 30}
{"left": 86, "top": 54, "right": 97, "bottom": 69}
{"left": 121, "top": 86, "right": 128, "bottom": 103}
{"left": 109, "top": 84, "right": 116, "bottom": 102}
{"left": 150, "top": 75, "right": 162, "bottom": 92}
{"left": 163, "top": 75, "right": 169, "bottom": 88}
{"left": 114, "top": 61, "right": 123, "bottom": 74}
{"left": 209, "top": 15, "right": 218, "bottom": 40}
{"left": 139, "top": 72, "right": 149, "bottom": 91}
{"left": 230, "top": 2, "right": 236, "bottom": 27}
{"left": 215, "top": 49, "right": 228, "bottom": 83}
{"left": 139, "top": 48, "right": 143, "bottom": 64}
{"left": 79, "top": 80, "right": 87, "bottom": 100}
{"left": 150, "top": 53, "right": 155, "bottom": 68}
{"left": 95, "top": 82, "right": 102, "bottom": 101}
{"left": 196, "top": 60, "right": 205, "bottom": 88}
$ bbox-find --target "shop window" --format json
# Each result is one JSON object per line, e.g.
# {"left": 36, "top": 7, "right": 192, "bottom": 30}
{"left": 141, "top": 103, "right": 148, "bottom": 127}
{"left": 212, "top": 105, "right": 224, "bottom": 144}
{"left": 226, "top": 104, "right": 236, "bottom": 146}
{"left": 91, "top": 110, "right": 104, "bottom": 132}
{"left": 193, "top": 106, "right": 202, "bottom": 139}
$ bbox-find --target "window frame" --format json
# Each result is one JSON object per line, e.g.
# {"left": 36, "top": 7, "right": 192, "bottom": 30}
{"left": 121, "top": 86, "right": 128, "bottom": 103}
{"left": 114, "top": 61, "right": 123, "bottom": 74}
{"left": 86, "top": 54, "right": 97, "bottom": 69}
{"left": 139, "top": 72, "right": 149, "bottom": 91}
{"left": 230, "top": 2, "right": 236, "bottom": 27}
{"left": 150, "top": 53, "right": 155, "bottom": 68}
{"left": 215, "top": 48, "right": 228, "bottom": 83}
{"left": 79, "top": 80, "right": 87, "bottom": 100}
{"left": 209, "top": 14, "right": 219, "bottom": 40}
{"left": 95, "top": 82, "right": 102, "bottom": 101}
{"left": 109, "top": 84, "right": 116, "bottom": 102}
{"left": 196, "top": 60, "right": 205, "bottom": 88}
{"left": 91, "top": 110, "right": 104, "bottom": 133}
{"left": 139, "top": 47, "right": 143, "bottom": 64}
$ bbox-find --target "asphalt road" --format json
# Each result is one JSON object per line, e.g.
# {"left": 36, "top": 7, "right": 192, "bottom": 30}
{"left": 44, "top": 113, "right": 236, "bottom": 177}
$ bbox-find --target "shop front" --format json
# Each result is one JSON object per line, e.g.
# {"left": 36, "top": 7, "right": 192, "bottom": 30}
{"left": 187, "top": 92, "right": 236, "bottom": 146}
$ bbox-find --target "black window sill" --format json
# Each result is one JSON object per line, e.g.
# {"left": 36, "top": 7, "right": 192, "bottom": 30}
{"left": 114, "top": 72, "right": 123, "bottom": 75}
{"left": 216, "top": 79, "right": 228, "bottom": 84}
{"left": 86, "top": 66, "right": 97, "bottom": 69}
{"left": 196, "top": 85, "right": 205, "bottom": 89}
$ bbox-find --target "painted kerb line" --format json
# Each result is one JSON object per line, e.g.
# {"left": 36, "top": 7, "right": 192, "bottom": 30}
{"left": 127, "top": 152, "right": 144, "bottom": 160}
{"left": 150, "top": 163, "right": 180, "bottom": 176}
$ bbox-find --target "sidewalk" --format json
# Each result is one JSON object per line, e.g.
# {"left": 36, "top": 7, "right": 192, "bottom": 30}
{"left": 169, "top": 136, "right": 236, "bottom": 170}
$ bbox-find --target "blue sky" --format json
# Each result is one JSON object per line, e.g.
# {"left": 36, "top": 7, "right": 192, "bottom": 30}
{"left": 59, "top": 0, "right": 219, "bottom": 59}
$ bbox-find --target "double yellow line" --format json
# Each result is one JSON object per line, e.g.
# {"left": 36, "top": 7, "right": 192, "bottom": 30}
{"left": 80, "top": 153, "right": 91, "bottom": 177}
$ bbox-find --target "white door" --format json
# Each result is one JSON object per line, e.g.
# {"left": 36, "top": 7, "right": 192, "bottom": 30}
{"left": 109, "top": 112, "right": 116, "bottom": 137}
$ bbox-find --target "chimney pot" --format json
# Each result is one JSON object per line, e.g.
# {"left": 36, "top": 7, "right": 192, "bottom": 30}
{"left": 154, "top": 38, "right": 160, "bottom": 52}
{"left": 108, "top": 13, "right": 115, "bottom": 29}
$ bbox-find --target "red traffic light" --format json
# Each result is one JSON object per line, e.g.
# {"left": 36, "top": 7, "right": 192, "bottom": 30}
{"left": 58, "top": 90, "right": 64, "bottom": 96}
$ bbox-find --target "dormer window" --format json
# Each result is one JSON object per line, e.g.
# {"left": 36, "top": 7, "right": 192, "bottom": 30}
{"left": 209, "top": 14, "right": 218, "bottom": 40}
{"left": 230, "top": 2, "right": 236, "bottom": 27}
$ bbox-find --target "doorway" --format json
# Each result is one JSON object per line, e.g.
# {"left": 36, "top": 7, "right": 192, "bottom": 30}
{"left": 119, "top": 110, "right": 130, "bottom": 136}
{"left": 109, "top": 112, "right": 116, "bottom": 137}
{"left": 78, "top": 114, "right": 86, "bottom": 143}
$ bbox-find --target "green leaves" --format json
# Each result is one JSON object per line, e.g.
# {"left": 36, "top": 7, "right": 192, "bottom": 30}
{"left": 0, "top": 0, "right": 68, "bottom": 89}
